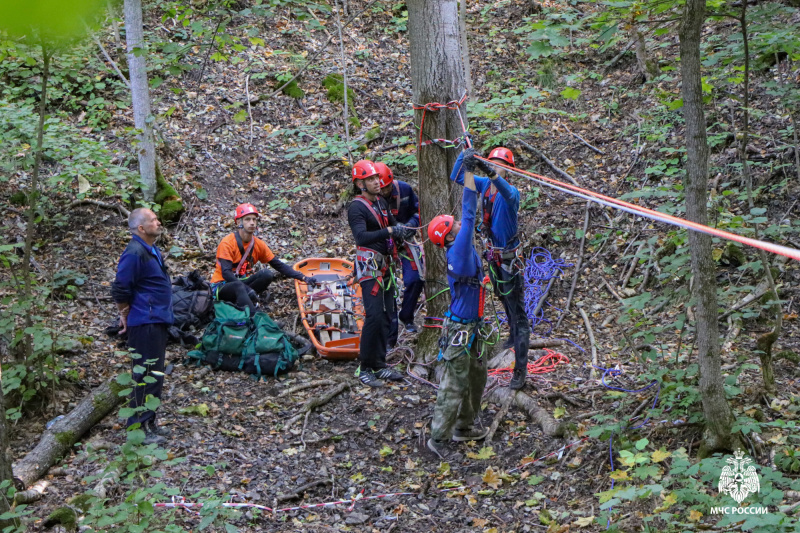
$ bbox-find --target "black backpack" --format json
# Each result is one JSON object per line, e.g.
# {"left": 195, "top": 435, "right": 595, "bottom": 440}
{"left": 171, "top": 270, "right": 213, "bottom": 331}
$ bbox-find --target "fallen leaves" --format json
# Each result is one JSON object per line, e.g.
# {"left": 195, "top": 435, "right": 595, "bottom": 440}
{"left": 178, "top": 403, "right": 209, "bottom": 417}
{"left": 482, "top": 467, "right": 502, "bottom": 489}
{"left": 467, "top": 446, "right": 496, "bottom": 460}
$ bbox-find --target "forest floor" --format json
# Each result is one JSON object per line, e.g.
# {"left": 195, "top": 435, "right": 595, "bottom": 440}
{"left": 3, "top": 0, "right": 800, "bottom": 531}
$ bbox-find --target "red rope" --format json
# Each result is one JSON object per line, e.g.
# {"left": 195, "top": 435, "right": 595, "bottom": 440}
{"left": 488, "top": 349, "right": 570, "bottom": 384}
{"left": 479, "top": 155, "right": 800, "bottom": 262}
{"left": 412, "top": 93, "right": 469, "bottom": 153}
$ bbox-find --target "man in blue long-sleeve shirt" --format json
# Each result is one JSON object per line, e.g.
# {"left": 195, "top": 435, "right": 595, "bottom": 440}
{"left": 426, "top": 152, "right": 490, "bottom": 458}
{"left": 449, "top": 146, "right": 531, "bottom": 390}
{"left": 111, "top": 208, "right": 174, "bottom": 445}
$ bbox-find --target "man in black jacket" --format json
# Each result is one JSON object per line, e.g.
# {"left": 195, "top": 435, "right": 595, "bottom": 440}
{"left": 111, "top": 208, "right": 174, "bottom": 445}
{"left": 348, "top": 160, "right": 416, "bottom": 387}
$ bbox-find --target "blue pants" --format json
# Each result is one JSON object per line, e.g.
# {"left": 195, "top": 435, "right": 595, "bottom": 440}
{"left": 388, "top": 254, "right": 425, "bottom": 347}
{"left": 126, "top": 323, "right": 168, "bottom": 428}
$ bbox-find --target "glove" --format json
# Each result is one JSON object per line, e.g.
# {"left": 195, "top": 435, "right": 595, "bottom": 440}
{"left": 304, "top": 275, "right": 321, "bottom": 287}
{"left": 475, "top": 157, "right": 496, "bottom": 178}
{"left": 461, "top": 148, "right": 477, "bottom": 173}
{"left": 394, "top": 224, "right": 417, "bottom": 242}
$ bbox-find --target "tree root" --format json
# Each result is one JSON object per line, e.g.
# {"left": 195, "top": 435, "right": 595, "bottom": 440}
{"left": 277, "top": 478, "right": 332, "bottom": 502}
{"left": 284, "top": 382, "right": 350, "bottom": 430}
{"left": 68, "top": 199, "right": 130, "bottom": 218}
{"left": 485, "top": 390, "right": 514, "bottom": 443}
{"left": 278, "top": 379, "right": 338, "bottom": 398}
{"left": 485, "top": 387, "right": 565, "bottom": 437}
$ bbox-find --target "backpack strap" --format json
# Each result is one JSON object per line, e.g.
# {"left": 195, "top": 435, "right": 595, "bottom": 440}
{"left": 233, "top": 232, "right": 256, "bottom": 278}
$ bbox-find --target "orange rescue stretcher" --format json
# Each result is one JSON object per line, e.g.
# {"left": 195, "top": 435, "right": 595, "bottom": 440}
{"left": 294, "top": 258, "right": 364, "bottom": 360}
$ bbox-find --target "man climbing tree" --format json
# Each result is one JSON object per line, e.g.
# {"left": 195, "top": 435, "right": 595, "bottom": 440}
{"left": 348, "top": 160, "right": 416, "bottom": 387}
{"left": 210, "top": 203, "right": 319, "bottom": 316}
{"left": 374, "top": 162, "right": 425, "bottom": 337}
{"left": 426, "top": 149, "right": 490, "bottom": 458}
{"left": 450, "top": 146, "right": 530, "bottom": 390}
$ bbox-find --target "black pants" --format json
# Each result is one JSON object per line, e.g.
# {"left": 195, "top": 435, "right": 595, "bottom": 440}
{"left": 217, "top": 269, "right": 275, "bottom": 315}
{"left": 127, "top": 323, "right": 169, "bottom": 428}
{"left": 489, "top": 263, "right": 530, "bottom": 369}
{"left": 359, "top": 278, "right": 396, "bottom": 371}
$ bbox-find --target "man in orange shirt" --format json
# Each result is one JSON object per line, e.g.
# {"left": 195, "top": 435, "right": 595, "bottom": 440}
{"left": 211, "top": 203, "right": 319, "bottom": 315}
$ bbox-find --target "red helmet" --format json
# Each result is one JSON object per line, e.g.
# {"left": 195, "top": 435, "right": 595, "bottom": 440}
{"left": 374, "top": 162, "right": 394, "bottom": 188}
{"left": 428, "top": 215, "right": 454, "bottom": 248}
{"left": 351, "top": 160, "right": 379, "bottom": 182}
{"left": 235, "top": 203, "right": 260, "bottom": 221}
{"left": 488, "top": 147, "right": 515, "bottom": 167}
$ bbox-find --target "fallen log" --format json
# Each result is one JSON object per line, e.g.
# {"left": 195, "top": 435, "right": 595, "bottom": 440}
{"left": 13, "top": 378, "right": 125, "bottom": 488}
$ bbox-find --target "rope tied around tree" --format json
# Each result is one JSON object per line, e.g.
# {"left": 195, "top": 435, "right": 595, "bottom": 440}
{"left": 411, "top": 92, "right": 471, "bottom": 152}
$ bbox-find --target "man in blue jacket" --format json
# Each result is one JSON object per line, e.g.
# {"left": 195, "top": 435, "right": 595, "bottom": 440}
{"left": 375, "top": 162, "right": 424, "bottom": 337}
{"left": 427, "top": 150, "right": 490, "bottom": 457}
{"left": 450, "top": 146, "right": 530, "bottom": 390}
{"left": 111, "top": 208, "right": 174, "bottom": 445}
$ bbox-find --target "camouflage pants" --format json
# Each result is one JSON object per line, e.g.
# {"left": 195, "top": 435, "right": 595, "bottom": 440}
{"left": 431, "top": 319, "right": 488, "bottom": 441}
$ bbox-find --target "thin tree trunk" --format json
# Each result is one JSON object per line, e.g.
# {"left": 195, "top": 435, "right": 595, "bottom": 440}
{"left": 459, "top": 0, "right": 472, "bottom": 100}
{"left": 407, "top": 0, "right": 466, "bottom": 369}
{"left": 0, "top": 365, "right": 15, "bottom": 529}
{"left": 20, "top": 44, "right": 51, "bottom": 361}
{"left": 679, "top": 0, "right": 738, "bottom": 456}
{"left": 124, "top": 0, "right": 157, "bottom": 200}
{"left": 334, "top": 0, "right": 353, "bottom": 165}
{"left": 736, "top": 2, "right": 781, "bottom": 396}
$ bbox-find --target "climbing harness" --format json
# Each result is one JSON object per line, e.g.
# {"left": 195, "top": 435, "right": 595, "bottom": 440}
{"left": 352, "top": 195, "right": 399, "bottom": 296}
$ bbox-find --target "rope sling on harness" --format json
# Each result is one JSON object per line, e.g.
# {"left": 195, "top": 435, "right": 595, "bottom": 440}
{"left": 437, "top": 277, "right": 495, "bottom": 360}
{"left": 352, "top": 196, "right": 398, "bottom": 296}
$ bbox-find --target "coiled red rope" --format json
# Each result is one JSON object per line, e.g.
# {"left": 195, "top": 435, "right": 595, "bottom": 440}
{"left": 488, "top": 349, "right": 570, "bottom": 385}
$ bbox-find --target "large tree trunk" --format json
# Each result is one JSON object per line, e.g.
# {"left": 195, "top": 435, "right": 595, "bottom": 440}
{"left": 12, "top": 378, "right": 124, "bottom": 488}
{"left": 679, "top": 0, "right": 737, "bottom": 456}
{"left": 124, "top": 0, "right": 157, "bottom": 201}
{"left": 407, "top": 0, "right": 466, "bottom": 370}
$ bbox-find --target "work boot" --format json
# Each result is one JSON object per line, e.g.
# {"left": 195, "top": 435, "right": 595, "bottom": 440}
{"left": 452, "top": 426, "right": 489, "bottom": 442}
{"left": 404, "top": 322, "right": 419, "bottom": 334}
{"left": 145, "top": 419, "right": 171, "bottom": 437}
{"left": 375, "top": 367, "right": 404, "bottom": 382}
{"left": 355, "top": 366, "right": 383, "bottom": 388}
{"left": 427, "top": 438, "right": 449, "bottom": 459}
{"left": 142, "top": 425, "right": 167, "bottom": 446}
{"left": 509, "top": 366, "right": 527, "bottom": 390}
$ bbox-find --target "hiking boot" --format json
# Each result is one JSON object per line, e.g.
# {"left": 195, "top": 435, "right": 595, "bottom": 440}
{"left": 142, "top": 430, "right": 167, "bottom": 446}
{"left": 502, "top": 337, "right": 515, "bottom": 351}
{"left": 509, "top": 366, "right": 527, "bottom": 390}
{"left": 452, "top": 426, "right": 489, "bottom": 442}
{"left": 375, "top": 367, "right": 404, "bottom": 382}
{"left": 404, "top": 322, "right": 419, "bottom": 334}
{"left": 145, "top": 419, "right": 171, "bottom": 437}
{"left": 427, "top": 438, "right": 449, "bottom": 459}
{"left": 355, "top": 366, "right": 384, "bottom": 388}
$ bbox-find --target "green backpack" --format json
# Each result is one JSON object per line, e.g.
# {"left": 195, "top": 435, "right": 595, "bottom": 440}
{"left": 200, "top": 301, "right": 252, "bottom": 355}
{"left": 187, "top": 302, "right": 300, "bottom": 379}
